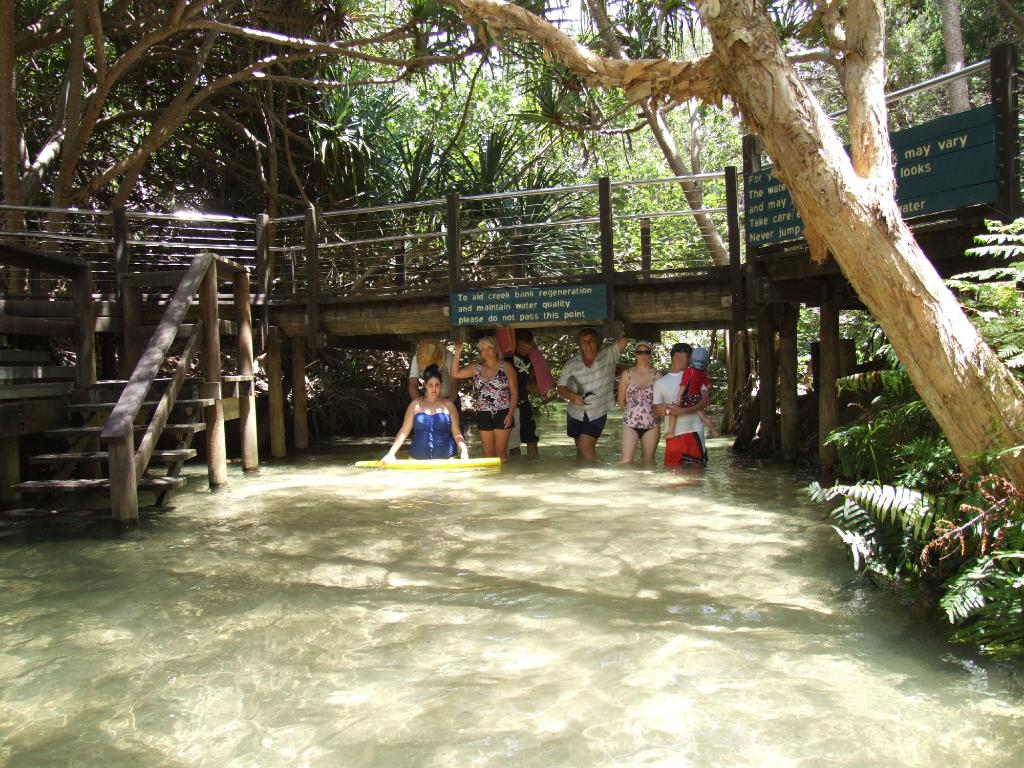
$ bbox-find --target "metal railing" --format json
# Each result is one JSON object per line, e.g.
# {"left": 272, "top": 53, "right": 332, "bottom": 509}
{"left": 2, "top": 169, "right": 734, "bottom": 311}
{"left": 0, "top": 205, "right": 257, "bottom": 297}
{"left": 264, "top": 172, "right": 732, "bottom": 298}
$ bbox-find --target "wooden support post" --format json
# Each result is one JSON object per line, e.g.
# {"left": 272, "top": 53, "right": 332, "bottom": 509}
{"left": 291, "top": 335, "right": 309, "bottom": 451}
{"left": 598, "top": 177, "right": 616, "bottom": 335}
{"left": 512, "top": 229, "right": 526, "bottom": 280}
{"left": 113, "top": 206, "right": 131, "bottom": 374}
{"left": 725, "top": 166, "right": 746, "bottom": 334}
{"left": 819, "top": 294, "right": 840, "bottom": 475}
{"left": 74, "top": 264, "right": 100, "bottom": 478}
{"left": 108, "top": 434, "right": 138, "bottom": 524}
{"left": 121, "top": 283, "right": 142, "bottom": 377}
{"left": 304, "top": 205, "right": 321, "bottom": 349}
{"left": 200, "top": 261, "right": 228, "bottom": 488}
{"left": 724, "top": 330, "right": 737, "bottom": 434}
{"left": 991, "top": 43, "right": 1021, "bottom": 221}
{"left": 73, "top": 265, "right": 96, "bottom": 390}
{"left": 778, "top": 302, "right": 800, "bottom": 461}
{"left": 448, "top": 192, "right": 464, "bottom": 335}
{"left": 757, "top": 308, "right": 777, "bottom": 450}
{"left": 234, "top": 270, "right": 258, "bottom": 473}
{"left": 113, "top": 206, "right": 130, "bottom": 281}
{"left": 395, "top": 240, "right": 407, "bottom": 288}
{"left": 447, "top": 192, "right": 461, "bottom": 335}
{"left": 639, "top": 218, "right": 651, "bottom": 278}
{"left": 0, "top": 435, "right": 20, "bottom": 508}
{"left": 267, "top": 328, "right": 287, "bottom": 458}
{"left": 254, "top": 213, "right": 270, "bottom": 353}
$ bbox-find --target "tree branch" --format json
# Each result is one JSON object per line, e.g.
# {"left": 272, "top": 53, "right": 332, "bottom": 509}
{"left": 444, "top": 0, "right": 725, "bottom": 107}
{"left": 995, "top": 0, "right": 1024, "bottom": 33}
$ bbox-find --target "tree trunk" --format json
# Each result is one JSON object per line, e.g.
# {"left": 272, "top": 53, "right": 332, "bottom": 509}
{"left": 0, "top": 0, "right": 27, "bottom": 292}
{"left": 0, "top": 0, "right": 19, "bottom": 203}
{"left": 51, "top": 0, "right": 88, "bottom": 208}
{"left": 699, "top": 0, "right": 1024, "bottom": 484}
{"left": 941, "top": 0, "right": 971, "bottom": 113}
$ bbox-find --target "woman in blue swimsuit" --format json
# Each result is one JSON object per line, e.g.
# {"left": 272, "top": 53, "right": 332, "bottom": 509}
{"left": 382, "top": 365, "right": 469, "bottom": 462}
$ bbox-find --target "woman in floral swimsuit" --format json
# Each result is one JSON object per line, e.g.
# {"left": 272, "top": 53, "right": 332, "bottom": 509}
{"left": 617, "top": 341, "right": 660, "bottom": 463}
{"left": 452, "top": 336, "right": 519, "bottom": 459}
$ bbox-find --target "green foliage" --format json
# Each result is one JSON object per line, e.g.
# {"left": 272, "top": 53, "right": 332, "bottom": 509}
{"left": 810, "top": 481, "right": 956, "bottom": 578}
{"left": 814, "top": 471, "right": 1024, "bottom": 658}
{"left": 942, "top": 553, "right": 1024, "bottom": 659}
{"left": 955, "top": 219, "right": 1024, "bottom": 373}
{"left": 828, "top": 354, "right": 958, "bottom": 489}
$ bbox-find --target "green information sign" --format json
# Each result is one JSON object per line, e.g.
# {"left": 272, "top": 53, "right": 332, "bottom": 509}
{"left": 451, "top": 284, "right": 607, "bottom": 326}
{"left": 745, "top": 104, "right": 998, "bottom": 248}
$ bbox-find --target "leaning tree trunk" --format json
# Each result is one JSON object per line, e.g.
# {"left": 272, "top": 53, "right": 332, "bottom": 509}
{"left": 698, "top": 0, "right": 1024, "bottom": 485}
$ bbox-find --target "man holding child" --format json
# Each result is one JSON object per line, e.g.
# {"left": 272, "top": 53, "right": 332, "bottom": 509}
{"left": 653, "top": 342, "right": 711, "bottom": 466}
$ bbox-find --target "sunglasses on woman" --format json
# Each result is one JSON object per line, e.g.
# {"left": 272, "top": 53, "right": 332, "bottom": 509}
{"left": 636, "top": 349, "right": 651, "bottom": 355}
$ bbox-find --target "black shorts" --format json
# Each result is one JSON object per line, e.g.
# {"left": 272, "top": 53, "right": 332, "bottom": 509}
{"left": 517, "top": 400, "right": 539, "bottom": 444}
{"left": 477, "top": 408, "right": 510, "bottom": 431}
{"left": 567, "top": 413, "right": 607, "bottom": 440}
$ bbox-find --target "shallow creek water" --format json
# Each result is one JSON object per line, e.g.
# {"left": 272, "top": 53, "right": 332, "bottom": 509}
{"left": 1, "top": 409, "right": 1023, "bottom": 767}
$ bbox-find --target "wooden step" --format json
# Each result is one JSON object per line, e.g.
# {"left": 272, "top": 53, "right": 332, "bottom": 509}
{"left": 0, "top": 381, "right": 73, "bottom": 402}
{"left": 121, "top": 271, "right": 189, "bottom": 288}
{"left": 222, "top": 374, "right": 255, "bottom": 383}
{"left": 0, "top": 350, "right": 53, "bottom": 363}
{"left": 29, "top": 449, "right": 197, "bottom": 465}
{"left": 88, "top": 377, "right": 203, "bottom": 390}
{"left": 46, "top": 423, "right": 206, "bottom": 439}
{"left": 0, "top": 505, "right": 174, "bottom": 521}
{"left": 0, "top": 316, "right": 76, "bottom": 335}
{"left": 128, "top": 319, "right": 237, "bottom": 342}
{"left": 14, "top": 475, "right": 187, "bottom": 493}
{"left": 64, "top": 399, "right": 214, "bottom": 413}
{"left": 0, "top": 365, "right": 76, "bottom": 382}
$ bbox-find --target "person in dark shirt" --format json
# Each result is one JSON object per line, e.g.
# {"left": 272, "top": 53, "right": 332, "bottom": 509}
{"left": 509, "top": 329, "right": 541, "bottom": 457}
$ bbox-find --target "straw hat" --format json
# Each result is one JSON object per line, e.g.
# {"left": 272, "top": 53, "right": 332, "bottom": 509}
{"left": 416, "top": 340, "right": 445, "bottom": 370}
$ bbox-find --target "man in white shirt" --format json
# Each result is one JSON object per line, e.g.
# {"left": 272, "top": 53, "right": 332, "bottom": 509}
{"left": 556, "top": 326, "right": 627, "bottom": 461}
{"left": 653, "top": 342, "right": 710, "bottom": 466}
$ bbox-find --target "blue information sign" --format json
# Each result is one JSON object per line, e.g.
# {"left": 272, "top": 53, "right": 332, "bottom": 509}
{"left": 451, "top": 284, "right": 607, "bottom": 326}
{"left": 745, "top": 105, "right": 998, "bottom": 248}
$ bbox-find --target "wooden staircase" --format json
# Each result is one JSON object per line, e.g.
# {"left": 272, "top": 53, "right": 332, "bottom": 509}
{"left": 1, "top": 245, "right": 257, "bottom": 523}
{"left": 9, "top": 379, "right": 213, "bottom": 519}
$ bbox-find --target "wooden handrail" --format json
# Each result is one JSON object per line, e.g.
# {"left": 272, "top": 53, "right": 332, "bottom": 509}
{"left": 133, "top": 319, "right": 203, "bottom": 480}
{"left": 102, "top": 252, "right": 214, "bottom": 441}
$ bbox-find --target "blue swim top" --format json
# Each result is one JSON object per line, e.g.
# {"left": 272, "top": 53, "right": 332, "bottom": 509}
{"left": 409, "top": 410, "right": 456, "bottom": 460}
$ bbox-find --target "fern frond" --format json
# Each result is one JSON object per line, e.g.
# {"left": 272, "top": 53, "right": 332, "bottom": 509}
{"left": 828, "top": 483, "right": 954, "bottom": 541}
{"left": 945, "top": 552, "right": 1024, "bottom": 658}
{"left": 836, "top": 370, "right": 881, "bottom": 395}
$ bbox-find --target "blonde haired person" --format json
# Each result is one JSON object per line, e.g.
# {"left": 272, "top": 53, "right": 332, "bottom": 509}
{"left": 617, "top": 342, "right": 660, "bottom": 463}
{"left": 452, "top": 336, "right": 518, "bottom": 459}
